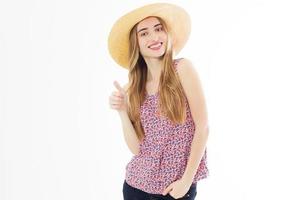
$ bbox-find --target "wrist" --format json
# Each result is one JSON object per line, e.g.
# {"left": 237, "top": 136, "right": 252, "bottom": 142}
{"left": 118, "top": 109, "right": 128, "bottom": 116}
{"left": 181, "top": 174, "right": 194, "bottom": 184}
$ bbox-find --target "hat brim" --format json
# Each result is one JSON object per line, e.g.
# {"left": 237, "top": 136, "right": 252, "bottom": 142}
{"left": 107, "top": 3, "right": 191, "bottom": 69}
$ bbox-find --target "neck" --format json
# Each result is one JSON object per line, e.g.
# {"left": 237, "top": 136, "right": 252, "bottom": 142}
{"left": 144, "top": 57, "right": 163, "bottom": 82}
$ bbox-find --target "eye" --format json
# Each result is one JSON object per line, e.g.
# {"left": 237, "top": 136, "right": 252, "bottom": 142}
{"left": 155, "top": 27, "right": 163, "bottom": 32}
{"left": 140, "top": 32, "right": 148, "bottom": 37}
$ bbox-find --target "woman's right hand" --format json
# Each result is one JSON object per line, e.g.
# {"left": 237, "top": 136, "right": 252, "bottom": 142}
{"left": 109, "top": 81, "right": 128, "bottom": 112}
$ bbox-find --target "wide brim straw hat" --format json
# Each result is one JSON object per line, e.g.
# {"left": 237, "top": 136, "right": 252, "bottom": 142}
{"left": 107, "top": 3, "right": 191, "bottom": 69}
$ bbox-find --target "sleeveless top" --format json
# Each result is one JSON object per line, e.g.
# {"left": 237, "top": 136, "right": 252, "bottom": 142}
{"left": 125, "top": 58, "right": 209, "bottom": 195}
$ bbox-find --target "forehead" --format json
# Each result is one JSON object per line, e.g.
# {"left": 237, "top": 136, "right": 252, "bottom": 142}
{"left": 136, "top": 16, "right": 161, "bottom": 30}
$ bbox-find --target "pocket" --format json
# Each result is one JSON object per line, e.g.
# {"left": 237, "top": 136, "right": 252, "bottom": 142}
{"left": 185, "top": 192, "right": 196, "bottom": 199}
{"left": 182, "top": 184, "right": 197, "bottom": 199}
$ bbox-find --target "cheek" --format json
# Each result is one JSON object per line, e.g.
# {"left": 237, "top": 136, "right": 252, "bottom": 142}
{"left": 161, "top": 33, "right": 168, "bottom": 42}
{"left": 138, "top": 39, "right": 147, "bottom": 50}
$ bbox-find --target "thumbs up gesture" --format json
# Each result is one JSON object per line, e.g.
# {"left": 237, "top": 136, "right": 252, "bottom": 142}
{"left": 109, "top": 81, "right": 128, "bottom": 112}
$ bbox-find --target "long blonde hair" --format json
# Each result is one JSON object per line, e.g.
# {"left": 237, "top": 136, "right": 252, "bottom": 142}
{"left": 126, "top": 16, "right": 187, "bottom": 141}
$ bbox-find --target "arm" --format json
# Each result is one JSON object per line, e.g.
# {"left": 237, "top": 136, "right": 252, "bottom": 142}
{"left": 118, "top": 83, "right": 141, "bottom": 155}
{"left": 176, "top": 58, "right": 210, "bottom": 183}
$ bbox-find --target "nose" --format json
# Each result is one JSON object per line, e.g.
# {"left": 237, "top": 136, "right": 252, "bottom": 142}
{"left": 149, "top": 31, "right": 159, "bottom": 42}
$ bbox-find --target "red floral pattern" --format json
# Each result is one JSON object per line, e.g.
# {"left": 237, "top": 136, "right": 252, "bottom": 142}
{"left": 125, "top": 58, "right": 209, "bottom": 195}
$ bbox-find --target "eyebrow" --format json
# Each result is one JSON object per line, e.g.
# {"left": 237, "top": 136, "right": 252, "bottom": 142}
{"left": 137, "top": 23, "right": 162, "bottom": 33}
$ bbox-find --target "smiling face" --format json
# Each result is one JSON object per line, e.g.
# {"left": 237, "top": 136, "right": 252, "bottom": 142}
{"left": 136, "top": 16, "right": 168, "bottom": 59}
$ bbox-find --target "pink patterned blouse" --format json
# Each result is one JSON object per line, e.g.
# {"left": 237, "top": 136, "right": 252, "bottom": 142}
{"left": 125, "top": 58, "right": 209, "bottom": 195}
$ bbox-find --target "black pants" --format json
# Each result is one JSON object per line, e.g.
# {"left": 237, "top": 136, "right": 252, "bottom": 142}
{"left": 123, "top": 180, "right": 197, "bottom": 200}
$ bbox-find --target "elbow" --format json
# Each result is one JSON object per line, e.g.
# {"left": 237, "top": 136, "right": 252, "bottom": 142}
{"left": 130, "top": 144, "right": 140, "bottom": 155}
{"left": 131, "top": 148, "right": 139, "bottom": 156}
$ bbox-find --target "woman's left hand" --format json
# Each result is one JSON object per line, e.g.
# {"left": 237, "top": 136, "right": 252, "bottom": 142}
{"left": 162, "top": 178, "right": 192, "bottom": 199}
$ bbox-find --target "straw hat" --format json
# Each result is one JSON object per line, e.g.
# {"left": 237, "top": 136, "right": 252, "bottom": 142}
{"left": 107, "top": 3, "right": 191, "bottom": 69}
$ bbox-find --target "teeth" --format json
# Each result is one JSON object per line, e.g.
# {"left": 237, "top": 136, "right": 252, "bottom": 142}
{"left": 149, "top": 43, "right": 162, "bottom": 48}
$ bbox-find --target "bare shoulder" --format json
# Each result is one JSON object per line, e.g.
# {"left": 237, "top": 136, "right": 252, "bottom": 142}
{"left": 123, "top": 82, "right": 129, "bottom": 90}
{"left": 176, "top": 57, "right": 199, "bottom": 79}
{"left": 123, "top": 82, "right": 129, "bottom": 93}
{"left": 175, "top": 58, "right": 209, "bottom": 128}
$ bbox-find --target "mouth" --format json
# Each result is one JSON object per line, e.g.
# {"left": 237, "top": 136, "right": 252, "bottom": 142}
{"left": 148, "top": 42, "right": 163, "bottom": 50}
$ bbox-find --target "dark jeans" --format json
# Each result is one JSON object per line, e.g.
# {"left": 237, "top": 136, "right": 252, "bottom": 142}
{"left": 123, "top": 180, "right": 197, "bottom": 200}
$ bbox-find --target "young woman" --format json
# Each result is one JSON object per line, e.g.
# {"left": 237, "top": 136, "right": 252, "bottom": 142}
{"left": 108, "top": 3, "right": 210, "bottom": 200}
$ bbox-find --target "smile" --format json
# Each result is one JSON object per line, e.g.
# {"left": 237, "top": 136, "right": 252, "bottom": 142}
{"left": 148, "top": 42, "right": 162, "bottom": 50}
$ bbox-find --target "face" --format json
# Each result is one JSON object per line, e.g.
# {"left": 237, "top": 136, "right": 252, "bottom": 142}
{"left": 136, "top": 16, "right": 167, "bottom": 59}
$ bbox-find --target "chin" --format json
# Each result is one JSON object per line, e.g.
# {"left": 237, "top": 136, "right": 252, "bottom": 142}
{"left": 147, "top": 50, "right": 166, "bottom": 58}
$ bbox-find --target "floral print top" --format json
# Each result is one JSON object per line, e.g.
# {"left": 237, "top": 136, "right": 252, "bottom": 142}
{"left": 125, "top": 58, "right": 209, "bottom": 195}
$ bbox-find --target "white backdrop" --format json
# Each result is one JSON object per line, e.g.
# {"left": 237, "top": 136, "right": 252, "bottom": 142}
{"left": 1, "top": 0, "right": 299, "bottom": 199}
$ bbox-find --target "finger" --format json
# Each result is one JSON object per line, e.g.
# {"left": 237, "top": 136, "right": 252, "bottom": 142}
{"left": 110, "top": 99, "right": 122, "bottom": 105}
{"left": 110, "top": 104, "right": 120, "bottom": 110}
{"left": 113, "top": 81, "right": 125, "bottom": 94}
{"left": 110, "top": 95, "right": 123, "bottom": 101}
{"left": 109, "top": 101, "right": 121, "bottom": 107}
{"left": 162, "top": 185, "right": 173, "bottom": 196}
{"left": 113, "top": 93, "right": 124, "bottom": 99}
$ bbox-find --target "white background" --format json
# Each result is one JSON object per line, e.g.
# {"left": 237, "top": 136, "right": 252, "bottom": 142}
{"left": 1, "top": 0, "right": 300, "bottom": 199}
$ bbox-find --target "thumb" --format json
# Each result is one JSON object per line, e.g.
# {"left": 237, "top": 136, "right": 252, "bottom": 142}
{"left": 162, "top": 184, "right": 173, "bottom": 196}
{"left": 113, "top": 81, "right": 125, "bottom": 94}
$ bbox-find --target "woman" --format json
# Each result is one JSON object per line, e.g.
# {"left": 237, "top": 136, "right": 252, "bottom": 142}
{"left": 108, "top": 3, "right": 210, "bottom": 200}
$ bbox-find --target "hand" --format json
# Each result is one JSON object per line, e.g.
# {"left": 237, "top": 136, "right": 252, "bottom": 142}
{"left": 109, "top": 81, "right": 128, "bottom": 112}
{"left": 162, "top": 178, "right": 192, "bottom": 199}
